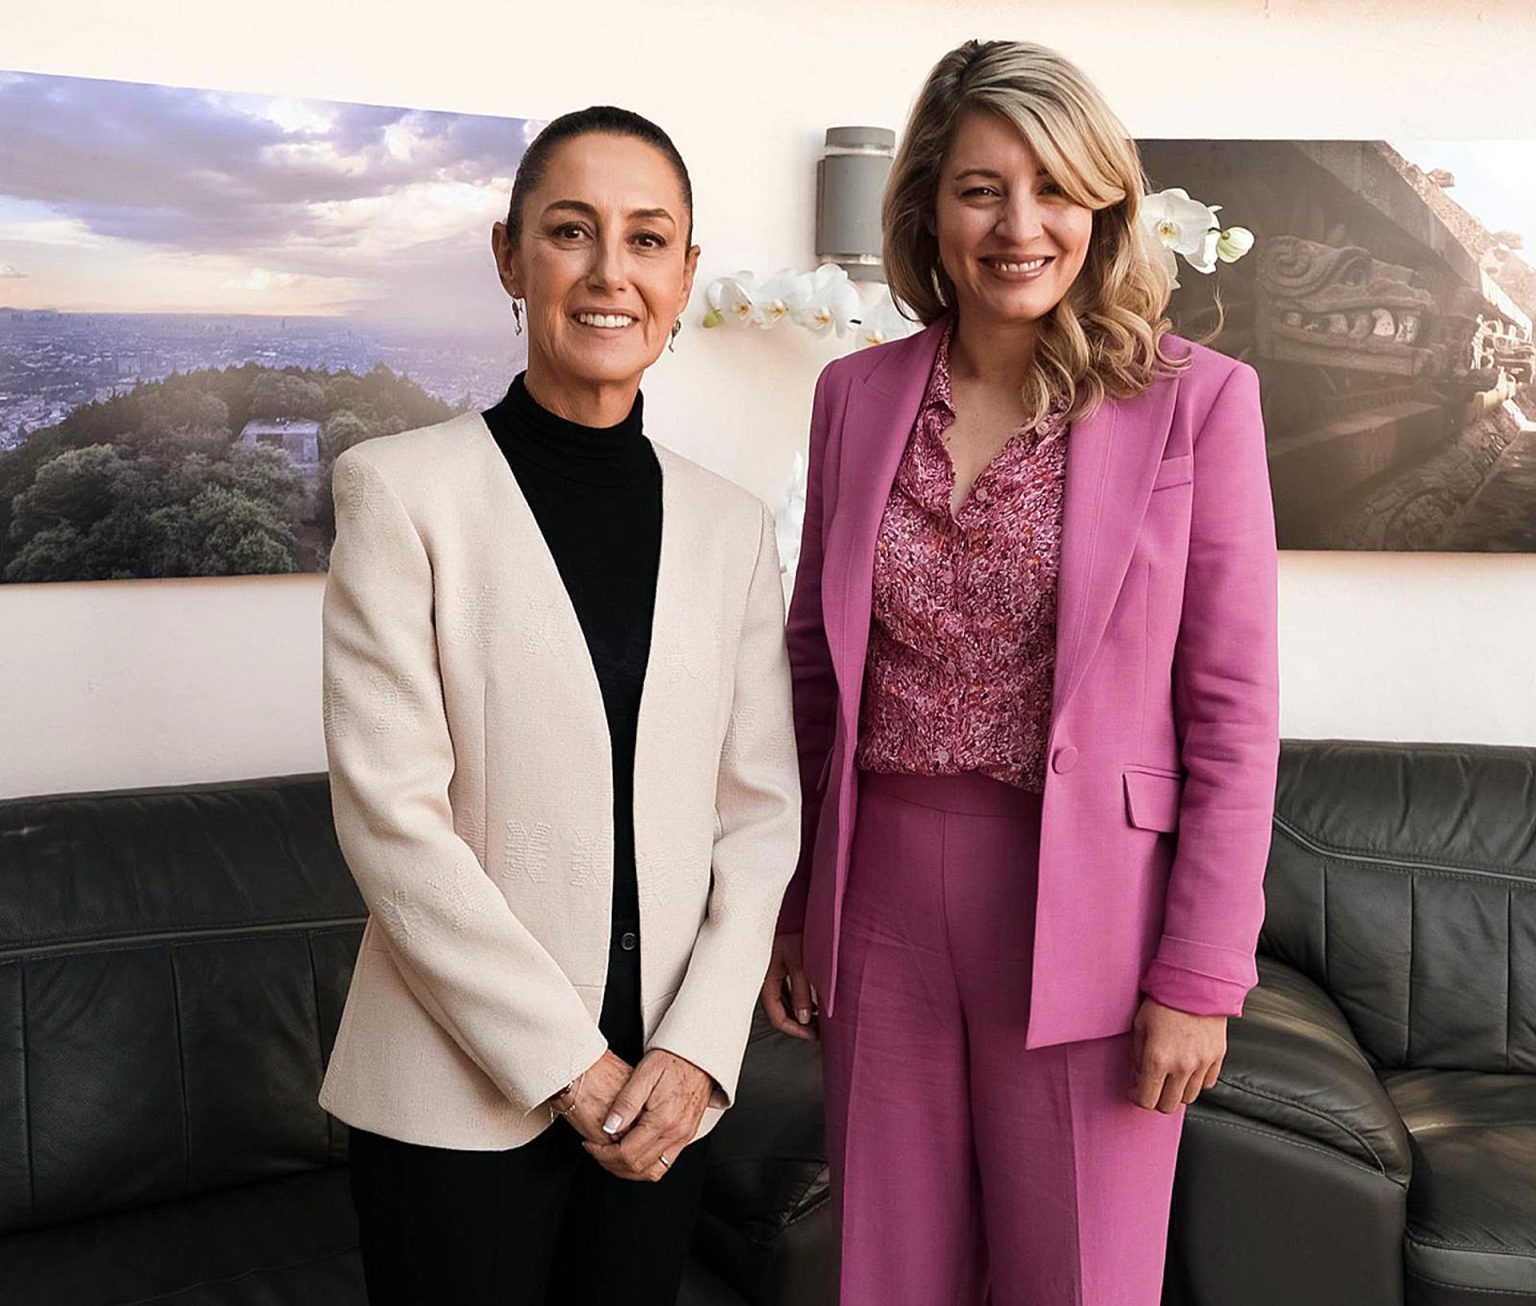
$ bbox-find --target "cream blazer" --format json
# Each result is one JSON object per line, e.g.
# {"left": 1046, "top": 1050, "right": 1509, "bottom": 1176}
{"left": 316, "top": 409, "right": 800, "bottom": 1151}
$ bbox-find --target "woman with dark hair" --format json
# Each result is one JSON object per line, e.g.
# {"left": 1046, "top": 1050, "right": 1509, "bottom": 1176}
{"left": 762, "top": 40, "right": 1279, "bottom": 1306}
{"left": 318, "top": 106, "right": 800, "bottom": 1305}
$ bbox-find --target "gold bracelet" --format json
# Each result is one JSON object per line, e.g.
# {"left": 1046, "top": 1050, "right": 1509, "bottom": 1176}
{"left": 548, "top": 1070, "right": 584, "bottom": 1123}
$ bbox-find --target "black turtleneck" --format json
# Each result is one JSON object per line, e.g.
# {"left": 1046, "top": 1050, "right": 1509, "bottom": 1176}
{"left": 481, "top": 370, "right": 661, "bottom": 962}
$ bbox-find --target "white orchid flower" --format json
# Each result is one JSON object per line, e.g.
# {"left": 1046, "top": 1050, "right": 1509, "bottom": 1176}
{"left": 1184, "top": 226, "right": 1222, "bottom": 276}
{"left": 704, "top": 265, "right": 923, "bottom": 345}
{"left": 789, "top": 263, "right": 861, "bottom": 336}
{"left": 858, "top": 288, "right": 922, "bottom": 348}
{"left": 831, "top": 282, "right": 864, "bottom": 336}
{"left": 1217, "top": 226, "right": 1255, "bottom": 262}
{"left": 1153, "top": 242, "right": 1182, "bottom": 290}
{"left": 752, "top": 268, "right": 801, "bottom": 328}
{"left": 1142, "top": 188, "right": 1255, "bottom": 288}
{"left": 780, "top": 265, "right": 826, "bottom": 318}
{"left": 1142, "top": 187, "right": 1220, "bottom": 262}
{"left": 704, "top": 271, "right": 760, "bottom": 326}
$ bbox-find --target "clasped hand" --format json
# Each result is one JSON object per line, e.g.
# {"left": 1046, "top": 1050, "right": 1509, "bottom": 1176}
{"left": 551, "top": 1048, "right": 712, "bottom": 1181}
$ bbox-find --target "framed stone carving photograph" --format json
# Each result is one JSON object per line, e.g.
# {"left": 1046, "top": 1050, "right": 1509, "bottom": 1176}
{"left": 1143, "top": 138, "right": 1536, "bottom": 552}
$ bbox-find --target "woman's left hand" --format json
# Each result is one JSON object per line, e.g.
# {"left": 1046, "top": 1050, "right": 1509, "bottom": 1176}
{"left": 581, "top": 1049, "right": 713, "bottom": 1181}
{"left": 1128, "top": 997, "right": 1227, "bottom": 1113}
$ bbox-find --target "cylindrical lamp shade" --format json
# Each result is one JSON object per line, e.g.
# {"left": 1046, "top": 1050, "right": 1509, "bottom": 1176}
{"left": 816, "top": 126, "right": 896, "bottom": 283}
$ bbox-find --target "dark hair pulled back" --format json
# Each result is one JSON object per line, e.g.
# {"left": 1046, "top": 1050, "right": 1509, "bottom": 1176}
{"left": 506, "top": 105, "right": 694, "bottom": 247}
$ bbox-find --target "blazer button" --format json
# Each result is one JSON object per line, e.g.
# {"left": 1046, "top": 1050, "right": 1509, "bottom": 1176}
{"left": 1051, "top": 745, "right": 1079, "bottom": 774}
{"left": 620, "top": 931, "right": 638, "bottom": 952}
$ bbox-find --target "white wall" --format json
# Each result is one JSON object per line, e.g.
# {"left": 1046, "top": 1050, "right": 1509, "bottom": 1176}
{"left": 5, "top": 0, "right": 1536, "bottom": 798}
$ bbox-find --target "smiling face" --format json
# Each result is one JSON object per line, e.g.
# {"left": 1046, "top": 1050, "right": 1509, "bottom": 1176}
{"left": 493, "top": 131, "right": 698, "bottom": 399}
{"left": 934, "top": 109, "right": 1095, "bottom": 332}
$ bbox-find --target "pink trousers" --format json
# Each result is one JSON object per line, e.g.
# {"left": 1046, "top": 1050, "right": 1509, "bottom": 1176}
{"left": 820, "top": 769, "right": 1185, "bottom": 1306}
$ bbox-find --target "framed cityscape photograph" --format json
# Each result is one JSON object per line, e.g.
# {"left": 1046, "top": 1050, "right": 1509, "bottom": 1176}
{"left": 0, "top": 70, "right": 532, "bottom": 582}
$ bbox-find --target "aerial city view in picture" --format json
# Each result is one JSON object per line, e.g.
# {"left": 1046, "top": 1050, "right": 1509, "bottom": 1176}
{"left": 0, "top": 70, "right": 533, "bottom": 582}
{"left": 2, "top": 69, "right": 1534, "bottom": 583}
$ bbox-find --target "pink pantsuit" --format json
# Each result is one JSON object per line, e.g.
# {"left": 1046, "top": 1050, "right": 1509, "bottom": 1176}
{"left": 777, "top": 314, "right": 1280, "bottom": 1303}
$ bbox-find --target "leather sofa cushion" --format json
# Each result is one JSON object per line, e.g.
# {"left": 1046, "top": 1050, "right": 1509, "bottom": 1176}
{"left": 702, "top": 1009, "right": 827, "bottom": 1232}
{"left": 1385, "top": 1068, "right": 1536, "bottom": 1301}
{"left": 1, "top": 1167, "right": 362, "bottom": 1306}
{"left": 692, "top": 1007, "right": 831, "bottom": 1299}
{"left": 1202, "top": 956, "right": 1412, "bottom": 1184}
{"left": 0, "top": 777, "right": 364, "bottom": 1232}
{"left": 678, "top": 1257, "right": 752, "bottom": 1306}
{"left": 1260, "top": 741, "right": 1536, "bottom": 1076}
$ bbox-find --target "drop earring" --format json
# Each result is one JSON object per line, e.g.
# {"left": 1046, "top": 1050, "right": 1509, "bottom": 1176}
{"left": 668, "top": 319, "right": 681, "bottom": 352}
{"left": 511, "top": 299, "right": 523, "bottom": 335}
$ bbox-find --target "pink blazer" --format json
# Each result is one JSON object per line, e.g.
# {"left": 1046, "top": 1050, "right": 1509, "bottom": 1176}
{"left": 776, "top": 314, "right": 1280, "bottom": 1047}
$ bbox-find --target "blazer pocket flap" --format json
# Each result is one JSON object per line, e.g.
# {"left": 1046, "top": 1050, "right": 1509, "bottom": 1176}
{"left": 1152, "top": 453, "right": 1193, "bottom": 491}
{"left": 1123, "top": 767, "right": 1184, "bottom": 832}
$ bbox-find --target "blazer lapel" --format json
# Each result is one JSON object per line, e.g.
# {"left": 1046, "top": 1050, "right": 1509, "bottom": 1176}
{"left": 823, "top": 320, "right": 948, "bottom": 719}
{"left": 635, "top": 439, "right": 687, "bottom": 761}
{"left": 473, "top": 414, "right": 613, "bottom": 767}
{"left": 1050, "top": 374, "right": 1179, "bottom": 724}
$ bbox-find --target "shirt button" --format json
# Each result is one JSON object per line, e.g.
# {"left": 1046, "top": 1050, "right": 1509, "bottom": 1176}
{"left": 975, "top": 486, "right": 990, "bottom": 503}
{"left": 1051, "top": 745, "right": 1079, "bottom": 774}
{"left": 620, "top": 931, "right": 638, "bottom": 951}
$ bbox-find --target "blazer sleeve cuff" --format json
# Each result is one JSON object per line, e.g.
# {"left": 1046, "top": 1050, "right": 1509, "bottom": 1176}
{"left": 520, "top": 1029, "right": 613, "bottom": 1120}
{"left": 1139, "top": 933, "right": 1258, "bottom": 1017}
{"left": 1139, "top": 959, "right": 1251, "bottom": 1018}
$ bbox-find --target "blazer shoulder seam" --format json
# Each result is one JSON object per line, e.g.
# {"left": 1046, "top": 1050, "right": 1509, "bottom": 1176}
{"left": 1192, "top": 353, "right": 1257, "bottom": 443}
{"left": 342, "top": 412, "right": 485, "bottom": 473}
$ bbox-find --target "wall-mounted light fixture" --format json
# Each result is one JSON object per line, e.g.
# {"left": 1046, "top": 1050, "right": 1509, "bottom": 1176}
{"left": 815, "top": 126, "right": 896, "bottom": 282}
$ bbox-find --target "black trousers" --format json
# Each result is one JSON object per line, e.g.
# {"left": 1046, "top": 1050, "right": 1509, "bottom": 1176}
{"left": 347, "top": 924, "right": 712, "bottom": 1306}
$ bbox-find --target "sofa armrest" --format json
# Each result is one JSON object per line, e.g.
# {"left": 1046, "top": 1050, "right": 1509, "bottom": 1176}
{"left": 1201, "top": 955, "right": 1412, "bottom": 1186}
{"left": 690, "top": 1005, "right": 834, "bottom": 1306}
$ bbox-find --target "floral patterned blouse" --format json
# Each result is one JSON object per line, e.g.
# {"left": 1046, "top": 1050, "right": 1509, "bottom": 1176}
{"left": 855, "top": 317, "right": 1072, "bottom": 794}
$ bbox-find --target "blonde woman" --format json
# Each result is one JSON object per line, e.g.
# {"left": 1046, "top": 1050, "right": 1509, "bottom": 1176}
{"left": 762, "top": 41, "right": 1279, "bottom": 1305}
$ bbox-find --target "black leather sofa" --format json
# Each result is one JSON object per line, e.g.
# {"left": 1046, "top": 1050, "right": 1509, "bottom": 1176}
{"left": 0, "top": 774, "right": 830, "bottom": 1306}
{"left": 1166, "top": 739, "right": 1536, "bottom": 1306}
{"left": 4, "top": 739, "right": 1532, "bottom": 1305}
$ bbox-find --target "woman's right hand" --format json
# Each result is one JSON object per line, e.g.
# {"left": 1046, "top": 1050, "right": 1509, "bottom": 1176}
{"left": 761, "top": 931, "right": 818, "bottom": 1040}
{"left": 552, "top": 1049, "right": 633, "bottom": 1144}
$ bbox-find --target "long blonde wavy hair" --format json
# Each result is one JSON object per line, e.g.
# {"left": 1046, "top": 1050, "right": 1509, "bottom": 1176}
{"left": 883, "top": 39, "right": 1224, "bottom": 428}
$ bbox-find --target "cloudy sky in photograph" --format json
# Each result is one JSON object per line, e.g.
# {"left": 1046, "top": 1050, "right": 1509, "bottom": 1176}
{"left": 4, "top": 70, "right": 1530, "bottom": 333}
{"left": 0, "top": 70, "right": 539, "bottom": 331}
{"left": 1395, "top": 138, "right": 1536, "bottom": 255}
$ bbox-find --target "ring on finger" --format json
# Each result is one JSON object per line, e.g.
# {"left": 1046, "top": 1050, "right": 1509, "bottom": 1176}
{"left": 659, "top": 1153, "right": 672, "bottom": 1169}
